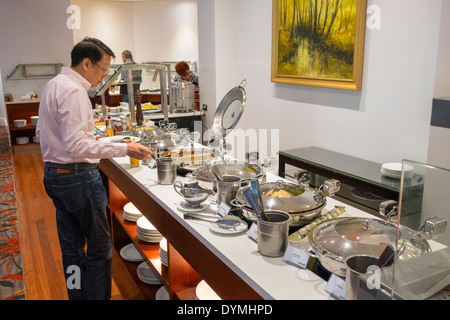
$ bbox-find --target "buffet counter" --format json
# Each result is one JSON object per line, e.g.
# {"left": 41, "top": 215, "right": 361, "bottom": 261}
{"left": 99, "top": 155, "right": 377, "bottom": 300}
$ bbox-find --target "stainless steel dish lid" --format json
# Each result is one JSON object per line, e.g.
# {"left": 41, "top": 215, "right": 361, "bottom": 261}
{"left": 211, "top": 80, "right": 246, "bottom": 139}
{"left": 235, "top": 181, "right": 326, "bottom": 214}
{"left": 309, "top": 217, "right": 429, "bottom": 262}
{"left": 147, "top": 133, "right": 189, "bottom": 149}
{"left": 192, "top": 161, "right": 262, "bottom": 183}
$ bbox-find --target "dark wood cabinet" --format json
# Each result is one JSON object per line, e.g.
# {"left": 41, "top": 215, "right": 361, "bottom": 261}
{"left": 6, "top": 101, "right": 40, "bottom": 151}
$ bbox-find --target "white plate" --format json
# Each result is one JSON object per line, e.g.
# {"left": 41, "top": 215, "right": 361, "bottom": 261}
{"left": 380, "top": 171, "right": 402, "bottom": 179}
{"left": 16, "top": 136, "right": 29, "bottom": 144}
{"left": 159, "top": 238, "right": 167, "bottom": 252}
{"left": 156, "top": 286, "right": 169, "bottom": 300}
{"left": 136, "top": 228, "right": 161, "bottom": 236}
{"left": 137, "top": 262, "right": 163, "bottom": 285}
{"left": 98, "top": 136, "right": 140, "bottom": 143}
{"left": 119, "top": 243, "right": 144, "bottom": 262}
{"left": 196, "top": 280, "right": 221, "bottom": 300}
{"left": 137, "top": 217, "right": 158, "bottom": 231}
{"left": 124, "top": 202, "right": 142, "bottom": 216}
{"left": 177, "top": 202, "right": 210, "bottom": 212}
{"left": 208, "top": 215, "right": 248, "bottom": 235}
{"left": 137, "top": 231, "right": 163, "bottom": 243}
{"left": 123, "top": 212, "right": 141, "bottom": 222}
{"left": 381, "top": 162, "right": 414, "bottom": 174}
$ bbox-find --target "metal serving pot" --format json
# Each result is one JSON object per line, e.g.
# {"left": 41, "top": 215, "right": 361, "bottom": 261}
{"left": 171, "top": 81, "right": 195, "bottom": 112}
{"left": 307, "top": 217, "right": 431, "bottom": 277}
{"left": 233, "top": 179, "right": 339, "bottom": 226}
{"left": 191, "top": 161, "right": 263, "bottom": 190}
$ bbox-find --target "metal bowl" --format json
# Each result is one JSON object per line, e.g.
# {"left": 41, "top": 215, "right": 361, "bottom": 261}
{"left": 174, "top": 181, "right": 215, "bottom": 208}
{"left": 191, "top": 161, "right": 263, "bottom": 190}
{"left": 234, "top": 180, "right": 326, "bottom": 226}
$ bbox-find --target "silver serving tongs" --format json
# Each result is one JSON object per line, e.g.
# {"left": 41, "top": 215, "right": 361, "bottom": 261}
{"left": 250, "top": 179, "right": 270, "bottom": 221}
{"left": 183, "top": 213, "right": 239, "bottom": 230}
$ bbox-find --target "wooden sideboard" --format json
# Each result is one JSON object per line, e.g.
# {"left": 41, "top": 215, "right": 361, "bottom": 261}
{"left": 6, "top": 101, "right": 40, "bottom": 151}
{"left": 99, "top": 159, "right": 265, "bottom": 300}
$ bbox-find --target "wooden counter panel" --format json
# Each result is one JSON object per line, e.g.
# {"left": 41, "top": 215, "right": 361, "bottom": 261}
{"left": 99, "top": 158, "right": 265, "bottom": 300}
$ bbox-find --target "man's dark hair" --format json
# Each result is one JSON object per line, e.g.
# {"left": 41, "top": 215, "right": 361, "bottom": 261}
{"left": 71, "top": 37, "right": 115, "bottom": 67}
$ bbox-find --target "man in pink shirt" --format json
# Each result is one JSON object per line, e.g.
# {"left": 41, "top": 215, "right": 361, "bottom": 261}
{"left": 37, "top": 37, "right": 153, "bottom": 300}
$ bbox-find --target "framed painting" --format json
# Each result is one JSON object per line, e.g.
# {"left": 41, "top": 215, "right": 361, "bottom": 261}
{"left": 271, "top": 0, "right": 367, "bottom": 91}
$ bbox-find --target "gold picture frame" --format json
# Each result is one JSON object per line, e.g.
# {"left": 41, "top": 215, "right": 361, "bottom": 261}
{"left": 271, "top": 0, "right": 367, "bottom": 91}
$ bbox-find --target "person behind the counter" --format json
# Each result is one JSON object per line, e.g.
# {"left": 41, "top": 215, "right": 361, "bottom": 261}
{"left": 174, "top": 61, "right": 199, "bottom": 86}
{"left": 118, "top": 50, "right": 142, "bottom": 103}
{"left": 37, "top": 37, "right": 153, "bottom": 300}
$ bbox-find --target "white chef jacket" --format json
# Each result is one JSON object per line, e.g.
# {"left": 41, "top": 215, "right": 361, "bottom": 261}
{"left": 36, "top": 67, "right": 127, "bottom": 164}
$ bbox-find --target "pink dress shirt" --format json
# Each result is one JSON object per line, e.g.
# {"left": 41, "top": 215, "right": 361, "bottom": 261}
{"left": 36, "top": 67, "right": 127, "bottom": 164}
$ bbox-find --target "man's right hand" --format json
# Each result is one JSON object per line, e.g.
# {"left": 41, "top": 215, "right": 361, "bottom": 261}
{"left": 126, "top": 143, "right": 154, "bottom": 160}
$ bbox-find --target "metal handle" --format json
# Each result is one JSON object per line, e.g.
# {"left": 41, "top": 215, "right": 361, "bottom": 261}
{"left": 230, "top": 198, "right": 246, "bottom": 208}
{"left": 320, "top": 179, "right": 340, "bottom": 197}
{"left": 243, "top": 188, "right": 260, "bottom": 219}
{"left": 419, "top": 217, "right": 447, "bottom": 240}
{"left": 379, "top": 200, "right": 399, "bottom": 220}
{"left": 173, "top": 180, "right": 184, "bottom": 197}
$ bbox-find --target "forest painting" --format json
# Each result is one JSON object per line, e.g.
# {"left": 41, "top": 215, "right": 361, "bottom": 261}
{"left": 271, "top": 0, "right": 367, "bottom": 90}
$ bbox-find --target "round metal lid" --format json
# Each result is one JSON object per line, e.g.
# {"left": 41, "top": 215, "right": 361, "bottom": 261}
{"left": 235, "top": 181, "right": 326, "bottom": 214}
{"left": 147, "top": 133, "right": 189, "bottom": 149}
{"left": 211, "top": 81, "right": 247, "bottom": 138}
{"left": 192, "top": 161, "right": 263, "bottom": 184}
{"left": 309, "top": 217, "right": 429, "bottom": 262}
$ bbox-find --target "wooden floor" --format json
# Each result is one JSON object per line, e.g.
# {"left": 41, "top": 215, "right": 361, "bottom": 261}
{"left": 12, "top": 146, "right": 144, "bottom": 300}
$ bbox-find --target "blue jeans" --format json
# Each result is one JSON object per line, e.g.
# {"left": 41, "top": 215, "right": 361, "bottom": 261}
{"left": 43, "top": 164, "right": 112, "bottom": 300}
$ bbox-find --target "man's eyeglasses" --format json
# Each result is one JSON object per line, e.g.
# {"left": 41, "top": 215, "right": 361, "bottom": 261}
{"left": 90, "top": 59, "right": 109, "bottom": 75}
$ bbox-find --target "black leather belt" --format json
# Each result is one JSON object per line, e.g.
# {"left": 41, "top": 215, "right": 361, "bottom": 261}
{"left": 46, "top": 162, "right": 98, "bottom": 171}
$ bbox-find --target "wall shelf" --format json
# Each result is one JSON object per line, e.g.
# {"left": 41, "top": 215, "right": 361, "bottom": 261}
{"left": 6, "top": 63, "right": 63, "bottom": 80}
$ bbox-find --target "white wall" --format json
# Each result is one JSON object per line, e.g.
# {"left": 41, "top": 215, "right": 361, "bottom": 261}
{"left": 72, "top": 0, "right": 136, "bottom": 61}
{"left": 133, "top": 0, "right": 198, "bottom": 62}
{"left": 434, "top": 0, "right": 450, "bottom": 98}
{"left": 72, "top": 0, "right": 198, "bottom": 63}
{"left": 198, "top": 0, "right": 443, "bottom": 165}
{"left": 0, "top": 0, "right": 74, "bottom": 118}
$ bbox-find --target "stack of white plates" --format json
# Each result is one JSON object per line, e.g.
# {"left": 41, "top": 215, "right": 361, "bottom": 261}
{"left": 119, "top": 243, "right": 144, "bottom": 262}
{"left": 381, "top": 162, "right": 414, "bottom": 179}
{"left": 136, "top": 217, "right": 163, "bottom": 243}
{"left": 195, "top": 280, "right": 221, "bottom": 300}
{"left": 123, "top": 202, "right": 142, "bottom": 222}
{"left": 159, "top": 238, "right": 168, "bottom": 266}
{"left": 137, "top": 261, "right": 163, "bottom": 285}
{"left": 16, "top": 136, "right": 29, "bottom": 145}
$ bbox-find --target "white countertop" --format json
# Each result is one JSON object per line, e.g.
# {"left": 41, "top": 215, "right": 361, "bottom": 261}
{"left": 110, "top": 155, "right": 377, "bottom": 300}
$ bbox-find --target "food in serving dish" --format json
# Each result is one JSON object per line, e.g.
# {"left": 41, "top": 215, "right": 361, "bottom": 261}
{"left": 160, "top": 148, "right": 217, "bottom": 165}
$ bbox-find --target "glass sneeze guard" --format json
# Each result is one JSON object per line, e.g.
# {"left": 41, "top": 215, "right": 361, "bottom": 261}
{"left": 390, "top": 160, "right": 450, "bottom": 300}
